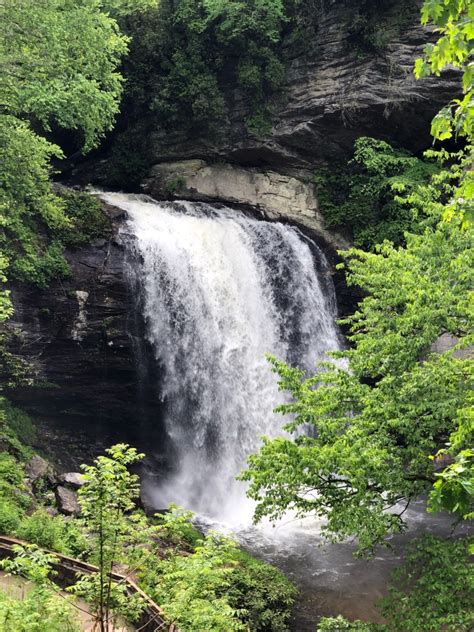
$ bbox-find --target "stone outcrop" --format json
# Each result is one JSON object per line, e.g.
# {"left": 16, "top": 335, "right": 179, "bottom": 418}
{"left": 141, "top": 3, "right": 459, "bottom": 170}
{"left": 144, "top": 160, "right": 349, "bottom": 249}
{"left": 127, "top": 3, "right": 460, "bottom": 247}
{"left": 6, "top": 200, "right": 166, "bottom": 467}
{"left": 6, "top": 204, "right": 140, "bottom": 452}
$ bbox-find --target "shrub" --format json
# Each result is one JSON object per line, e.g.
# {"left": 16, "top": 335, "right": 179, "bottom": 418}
{"left": 380, "top": 536, "right": 474, "bottom": 631}
{"left": 17, "top": 510, "right": 89, "bottom": 557}
{"left": 228, "top": 550, "right": 297, "bottom": 631}
{"left": 0, "top": 499, "right": 22, "bottom": 535}
{"left": 121, "top": 0, "right": 286, "bottom": 136}
{"left": 0, "top": 588, "right": 80, "bottom": 632}
{"left": 56, "top": 189, "right": 109, "bottom": 246}
{"left": 315, "top": 137, "right": 438, "bottom": 249}
{"left": 317, "top": 616, "right": 377, "bottom": 631}
{"left": 142, "top": 507, "right": 297, "bottom": 631}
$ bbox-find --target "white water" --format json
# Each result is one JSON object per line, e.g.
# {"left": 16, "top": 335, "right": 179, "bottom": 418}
{"left": 101, "top": 192, "right": 341, "bottom": 525}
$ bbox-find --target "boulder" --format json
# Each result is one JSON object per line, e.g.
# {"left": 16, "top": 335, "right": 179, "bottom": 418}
{"left": 25, "top": 455, "right": 50, "bottom": 481}
{"left": 55, "top": 485, "right": 81, "bottom": 517}
{"left": 25, "top": 455, "right": 56, "bottom": 487}
{"left": 59, "top": 472, "right": 86, "bottom": 489}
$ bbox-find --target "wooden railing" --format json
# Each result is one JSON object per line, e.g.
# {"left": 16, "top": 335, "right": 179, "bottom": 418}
{"left": 0, "top": 535, "right": 178, "bottom": 632}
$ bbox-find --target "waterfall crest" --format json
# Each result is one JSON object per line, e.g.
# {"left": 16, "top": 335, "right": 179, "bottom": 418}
{"left": 101, "top": 193, "right": 341, "bottom": 524}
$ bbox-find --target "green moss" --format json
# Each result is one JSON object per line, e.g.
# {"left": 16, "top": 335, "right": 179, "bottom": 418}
{"left": 2, "top": 181, "right": 109, "bottom": 288}
{"left": 0, "top": 399, "right": 35, "bottom": 460}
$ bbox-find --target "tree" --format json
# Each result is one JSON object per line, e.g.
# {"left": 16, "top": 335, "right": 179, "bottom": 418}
{"left": 315, "top": 136, "right": 439, "bottom": 249}
{"left": 0, "top": 0, "right": 154, "bottom": 286}
{"left": 240, "top": 189, "right": 472, "bottom": 552}
{"left": 241, "top": 0, "right": 473, "bottom": 556}
{"left": 379, "top": 535, "right": 473, "bottom": 631}
{"left": 415, "top": 0, "right": 474, "bottom": 143}
{"left": 72, "top": 444, "right": 148, "bottom": 632}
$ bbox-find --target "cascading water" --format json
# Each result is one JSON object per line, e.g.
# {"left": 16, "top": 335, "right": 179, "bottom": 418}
{"left": 101, "top": 192, "right": 341, "bottom": 525}
{"left": 97, "top": 192, "right": 459, "bottom": 630}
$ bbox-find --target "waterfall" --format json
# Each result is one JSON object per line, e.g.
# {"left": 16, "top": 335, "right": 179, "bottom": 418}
{"left": 101, "top": 193, "right": 341, "bottom": 524}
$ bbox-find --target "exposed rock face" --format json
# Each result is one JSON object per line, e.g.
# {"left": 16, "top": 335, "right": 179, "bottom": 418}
{"left": 8, "top": 221, "right": 132, "bottom": 414}
{"left": 145, "top": 160, "right": 349, "bottom": 249}
{"left": 142, "top": 3, "right": 459, "bottom": 169}
{"left": 6, "top": 202, "right": 167, "bottom": 468}
{"left": 128, "top": 3, "right": 459, "bottom": 246}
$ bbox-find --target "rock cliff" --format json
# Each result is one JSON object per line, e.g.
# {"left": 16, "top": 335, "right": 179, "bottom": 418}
{"left": 144, "top": 4, "right": 457, "bottom": 169}
{"left": 6, "top": 204, "right": 164, "bottom": 466}
{"left": 106, "top": 0, "right": 459, "bottom": 239}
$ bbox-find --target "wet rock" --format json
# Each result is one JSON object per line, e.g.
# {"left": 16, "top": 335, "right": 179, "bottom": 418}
{"left": 55, "top": 486, "right": 81, "bottom": 517}
{"left": 59, "top": 472, "right": 86, "bottom": 489}
{"left": 6, "top": 201, "right": 143, "bottom": 436}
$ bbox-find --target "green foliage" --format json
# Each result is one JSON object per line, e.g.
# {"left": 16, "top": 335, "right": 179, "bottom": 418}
{"left": 140, "top": 506, "right": 297, "bottom": 632}
{"left": 73, "top": 444, "right": 148, "bottom": 627}
{"left": 315, "top": 137, "right": 438, "bottom": 249}
{"left": 428, "top": 398, "right": 474, "bottom": 519}
{"left": 121, "top": 0, "right": 287, "bottom": 136}
{"left": 429, "top": 450, "right": 474, "bottom": 519}
{"left": 145, "top": 533, "right": 247, "bottom": 631}
{"left": 0, "top": 499, "right": 22, "bottom": 535}
{"left": 227, "top": 549, "right": 298, "bottom": 631}
{"left": 380, "top": 536, "right": 474, "bottom": 631}
{"left": 0, "top": 0, "right": 129, "bottom": 152}
{"left": 0, "top": 587, "right": 79, "bottom": 632}
{"left": 71, "top": 573, "right": 146, "bottom": 624}
{"left": 0, "top": 116, "right": 70, "bottom": 287}
{"left": 0, "top": 255, "right": 13, "bottom": 323}
{"left": 0, "top": 0, "right": 150, "bottom": 295}
{"left": 0, "top": 399, "right": 35, "bottom": 460}
{"left": 105, "top": 127, "right": 152, "bottom": 190}
{"left": 17, "top": 510, "right": 89, "bottom": 558}
{"left": 57, "top": 189, "right": 110, "bottom": 246}
{"left": 2, "top": 402, "right": 36, "bottom": 447}
{"left": 415, "top": 0, "right": 474, "bottom": 143}
{"left": 154, "top": 505, "right": 204, "bottom": 549}
{"left": 0, "top": 114, "right": 108, "bottom": 287}
{"left": 317, "top": 616, "right": 377, "bottom": 631}
{"left": 166, "top": 177, "right": 187, "bottom": 196}
{"left": 0, "top": 416, "right": 32, "bottom": 536}
{"left": 0, "top": 544, "right": 80, "bottom": 632}
{"left": 348, "top": 0, "right": 417, "bottom": 56}
{"left": 241, "top": 154, "right": 473, "bottom": 553}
